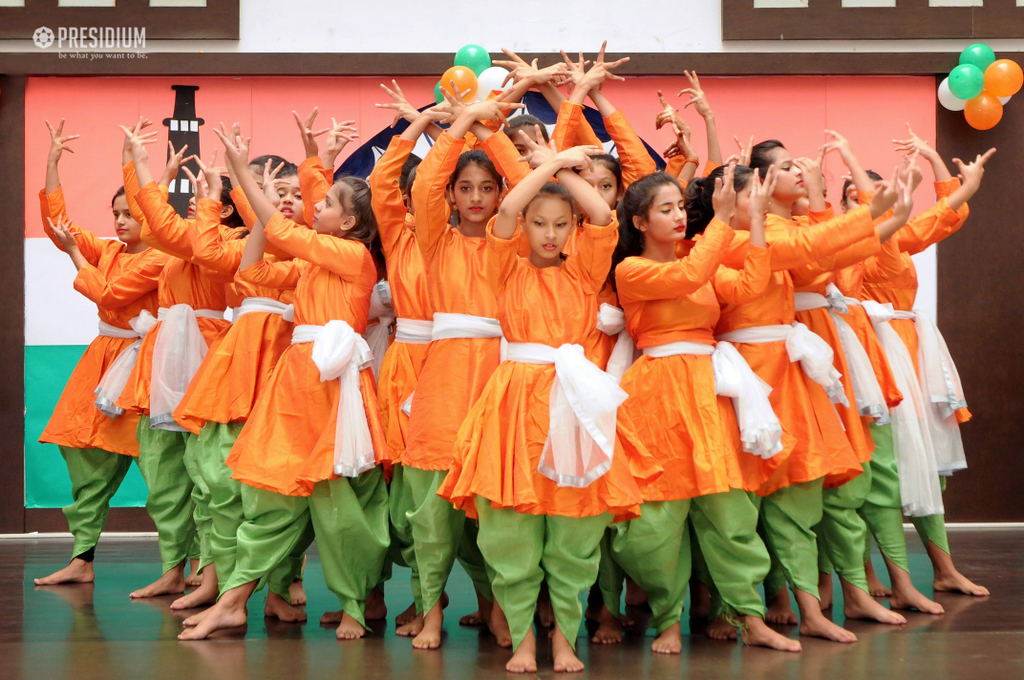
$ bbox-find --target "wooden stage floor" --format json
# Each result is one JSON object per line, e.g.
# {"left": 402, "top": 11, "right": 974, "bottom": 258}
{"left": 2, "top": 528, "right": 1021, "bottom": 679}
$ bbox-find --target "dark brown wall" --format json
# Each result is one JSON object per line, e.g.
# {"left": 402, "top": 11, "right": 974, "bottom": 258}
{"left": 935, "top": 87, "right": 1024, "bottom": 522}
{"left": 0, "top": 76, "right": 26, "bottom": 534}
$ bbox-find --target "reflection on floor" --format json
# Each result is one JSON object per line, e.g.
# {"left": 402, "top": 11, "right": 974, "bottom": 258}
{"left": 4, "top": 528, "right": 1021, "bottom": 679}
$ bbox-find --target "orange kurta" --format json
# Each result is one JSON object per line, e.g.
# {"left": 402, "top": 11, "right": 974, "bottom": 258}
{"left": 552, "top": 103, "right": 655, "bottom": 190}
{"left": 403, "top": 132, "right": 502, "bottom": 471}
{"left": 114, "top": 174, "right": 232, "bottom": 415}
{"left": 615, "top": 221, "right": 778, "bottom": 501}
{"left": 861, "top": 180, "right": 971, "bottom": 423}
{"left": 227, "top": 213, "right": 388, "bottom": 496}
{"left": 38, "top": 186, "right": 166, "bottom": 456}
{"left": 369, "top": 137, "right": 433, "bottom": 463}
{"left": 440, "top": 217, "right": 657, "bottom": 518}
{"left": 784, "top": 208, "right": 881, "bottom": 465}
{"left": 173, "top": 197, "right": 294, "bottom": 433}
{"left": 715, "top": 209, "right": 878, "bottom": 494}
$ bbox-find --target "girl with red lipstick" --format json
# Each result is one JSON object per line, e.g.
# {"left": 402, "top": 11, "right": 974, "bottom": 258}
{"left": 35, "top": 119, "right": 168, "bottom": 587}
{"left": 745, "top": 138, "right": 914, "bottom": 626}
{"left": 607, "top": 168, "right": 799, "bottom": 655}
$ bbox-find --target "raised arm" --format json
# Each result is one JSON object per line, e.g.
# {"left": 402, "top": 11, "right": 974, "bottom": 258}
{"left": 74, "top": 248, "right": 166, "bottom": 310}
{"left": 369, "top": 109, "right": 444, "bottom": 257}
{"left": 678, "top": 71, "right": 723, "bottom": 167}
{"left": 617, "top": 220, "right": 735, "bottom": 303}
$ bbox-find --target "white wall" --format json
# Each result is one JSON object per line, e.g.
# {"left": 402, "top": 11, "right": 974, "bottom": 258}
{"left": 3, "top": 0, "right": 1024, "bottom": 53}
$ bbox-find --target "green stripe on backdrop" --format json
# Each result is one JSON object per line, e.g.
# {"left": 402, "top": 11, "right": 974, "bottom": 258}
{"left": 25, "top": 345, "right": 148, "bottom": 509}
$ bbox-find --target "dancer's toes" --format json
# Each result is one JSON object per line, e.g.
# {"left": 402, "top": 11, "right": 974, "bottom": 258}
{"left": 335, "top": 612, "right": 366, "bottom": 640}
{"left": 506, "top": 629, "right": 537, "bottom": 674}
{"left": 742, "top": 617, "right": 802, "bottom": 652}
{"left": 552, "top": 626, "right": 585, "bottom": 673}
{"left": 130, "top": 569, "right": 186, "bottom": 599}
{"left": 650, "top": 623, "right": 682, "bottom": 654}
{"left": 34, "top": 558, "right": 95, "bottom": 586}
{"left": 707, "top": 615, "right": 738, "bottom": 641}
{"left": 264, "top": 591, "right": 307, "bottom": 622}
{"left": 934, "top": 571, "right": 989, "bottom": 597}
{"left": 395, "top": 602, "right": 417, "bottom": 627}
{"left": 590, "top": 605, "right": 623, "bottom": 645}
{"left": 288, "top": 579, "right": 307, "bottom": 606}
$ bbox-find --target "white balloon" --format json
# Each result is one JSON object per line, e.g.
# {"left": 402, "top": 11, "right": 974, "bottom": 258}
{"left": 476, "top": 67, "right": 511, "bottom": 99}
{"left": 937, "top": 77, "right": 967, "bottom": 112}
{"left": 999, "top": 95, "right": 1012, "bottom": 104}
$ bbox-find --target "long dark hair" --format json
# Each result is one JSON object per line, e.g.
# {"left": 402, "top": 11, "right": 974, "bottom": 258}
{"left": 608, "top": 172, "right": 682, "bottom": 292}
{"left": 335, "top": 176, "right": 383, "bottom": 272}
{"left": 684, "top": 165, "right": 754, "bottom": 238}
{"left": 219, "top": 175, "right": 246, "bottom": 230}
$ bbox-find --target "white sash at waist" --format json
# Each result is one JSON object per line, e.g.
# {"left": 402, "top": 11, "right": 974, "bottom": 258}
{"left": 395, "top": 318, "right": 434, "bottom": 345}
{"left": 595, "top": 304, "right": 635, "bottom": 383}
{"left": 292, "top": 322, "right": 377, "bottom": 477}
{"left": 506, "top": 342, "right": 626, "bottom": 487}
{"left": 97, "top": 321, "right": 140, "bottom": 340}
{"left": 233, "top": 297, "right": 294, "bottom": 323}
{"left": 795, "top": 285, "right": 887, "bottom": 423}
{"left": 642, "top": 340, "right": 783, "bottom": 460}
{"left": 717, "top": 322, "right": 849, "bottom": 408}
{"left": 431, "top": 312, "right": 503, "bottom": 340}
{"left": 148, "top": 305, "right": 224, "bottom": 431}
{"left": 364, "top": 315, "right": 395, "bottom": 382}
{"left": 862, "top": 300, "right": 949, "bottom": 516}
{"left": 93, "top": 312, "right": 159, "bottom": 419}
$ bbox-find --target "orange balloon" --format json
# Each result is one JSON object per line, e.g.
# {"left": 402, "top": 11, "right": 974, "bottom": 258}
{"left": 964, "top": 91, "right": 1003, "bottom": 130}
{"left": 984, "top": 59, "right": 1023, "bottom": 97}
{"left": 439, "top": 65, "right": 478, "bottom": 101}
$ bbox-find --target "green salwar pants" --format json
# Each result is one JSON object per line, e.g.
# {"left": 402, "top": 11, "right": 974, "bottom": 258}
{"left": 59, "top": 446, "right": 134, "bottom": 559}
{"left": 474, "top": 497, "right": 611, "bottom": 651}
{"left": 135, "top": 415, "right": 197, "bottom": 574}
{"left": 224, "top": 469, "right": 389, "bottom": 626}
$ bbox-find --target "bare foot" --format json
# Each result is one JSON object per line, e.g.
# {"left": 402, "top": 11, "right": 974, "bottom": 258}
{"left": 336, "top": 611, "right": 366, "bottom": 640}
{"left": 866, "top": 559, "right": 891, "bottom": 597}
{"left": 506, "top": 628, "right": 537, "bottom": 673}
{"left": 793, "top": 588, "right": 856, "bottom": 642}
{"left": 183, "top": 608, "right": 210, "bottom": 627}
{"left": 320, "top": 609, "right": 343, "bottom": 624}
{"left": 888, "top": 564, "right": 944, "bottom": 615}
{"left": 186, "top": 559, "right": 203, "bottom": 588}
{"left": 934, "top": 570, "right": 990, "bottom": 597}
{"left": 365, "top": 586, "right": 387, "bottom": 620}
{"left": 625, "top": 576, "right": 648, "bottom": 607}
{"left": 765, "top": 587, "right": 798, "bottom": 625}
{"left": 842, "top": 580, "right": 906, "bottom": 625}
{"left": 412, "top": 602, "right": 443, "bottom": 649}
{"left": 177, "top": 600, "right": 248, "bottom": 640}
{"left": 265, "top": 591, "right": 307, "bottom": 622}
{"left": 130, "top": 566, "right": 186, "bottom": 599}
{"left": 591, "top": 605, "right": 623, "bottom": 644}
{"left": 170, "top": 577, "right": 218, "bottom": 610}
{"left": 689, "top": 579, "right": 711, "bottom": 620}
{"left": 459, "top": 610, "right": 484, "bottom": 626}
{"left": 395, "top": 602, "right": 417, "bottom": 627}
{"left": 34, "top": 558, "right": 95, "bottom": 586}
{"left": 395, "top": 612, "right": 423, "bottom": 637}
{"left": 288, "top": 579, "right": 306, "bottom": 606}
{"left": 651, "top": 622, "right": 682, "bottom": 654}
{"left": 552, "top": 625, "right": 584, "bottom": 672}
{"left": 707, "top": 615, "right": 738, "bottom": 641}
{"left": 818, "top": 571, "right": 834, "bottom": 610}
{"left": 490, "top": 597, "right": 512, "bottom": 648}
{"left": 741, "top": 616, "right": 802, "bottom": 652}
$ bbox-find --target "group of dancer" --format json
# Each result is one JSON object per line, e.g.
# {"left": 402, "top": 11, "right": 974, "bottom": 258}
{"left": 35, "top": 44, "right": 993, "bottom": 673}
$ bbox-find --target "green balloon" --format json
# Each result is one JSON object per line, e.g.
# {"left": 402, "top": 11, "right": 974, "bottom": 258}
{"left": 454, "top": 44, "right": 491, "bottom": 76}
{"left": 434, "top": 80, "right": 444, "bottom": 104}
{"left": 947, "top": 64, "right": 985, "bottom": 100}
{"left": 959, "top": 43, "right": 996, "bottom": 72}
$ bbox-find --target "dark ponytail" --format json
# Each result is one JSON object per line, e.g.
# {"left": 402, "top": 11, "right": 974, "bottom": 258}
{"left": 684, "top": 165, "right": 754, "bottom": 238}
{"left": 608, "top": 172, "right": 682, "bottom": 292}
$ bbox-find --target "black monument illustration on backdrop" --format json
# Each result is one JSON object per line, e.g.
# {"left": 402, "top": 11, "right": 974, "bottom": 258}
{"left": 163, "top": 85, "right": 204, "bottom": 217}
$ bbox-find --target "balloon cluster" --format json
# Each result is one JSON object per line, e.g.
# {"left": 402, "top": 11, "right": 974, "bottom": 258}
{"left": 434, "top": 45, "right": 511, "bottom": 105}
{"left": 938, "top": 44, "right": 1023, "bottom": 130}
